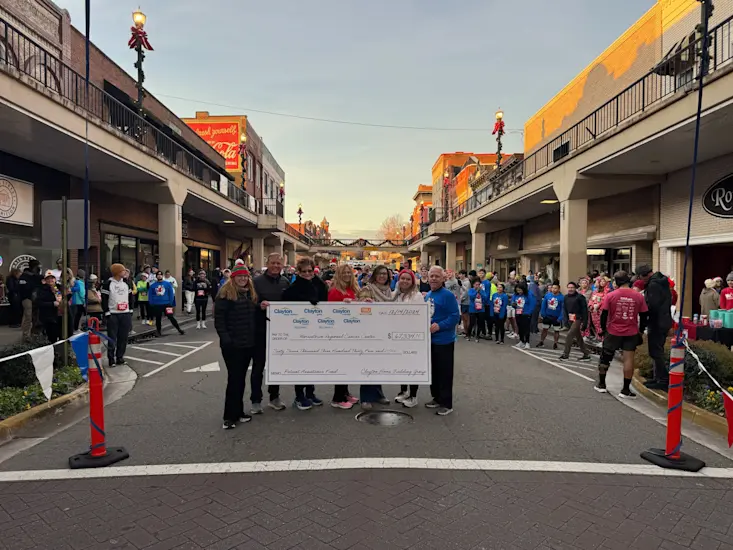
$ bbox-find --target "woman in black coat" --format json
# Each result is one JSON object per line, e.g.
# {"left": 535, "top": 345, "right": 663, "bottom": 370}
{"left": 214, "top": 266, "right": 259, "bottom": 430}
{"left": 282, "top": 257, "right": 329, "bottom": 410}
{"left": 35, "top": 272, "right": 61, "bottom": 343}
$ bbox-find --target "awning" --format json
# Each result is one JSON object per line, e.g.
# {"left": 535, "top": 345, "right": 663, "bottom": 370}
{"left": 653, "top": 31, "right": 696, "bottom": 77}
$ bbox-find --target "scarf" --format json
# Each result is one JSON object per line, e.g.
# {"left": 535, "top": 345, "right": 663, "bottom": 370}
{"left": 367, "top": 282, "right": 394, "bottom": 302}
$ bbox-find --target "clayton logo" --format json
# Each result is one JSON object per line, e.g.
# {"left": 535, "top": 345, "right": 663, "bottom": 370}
{"left": 304, "top": 308, "right": 323, "bottom": 315}
{"left": 344, "top": 318, "right": 361, "bottom": 324}
{"left": 318, "top": 318, "right": 335, "bottom": 325}
{"left": 703, "top": 174, "right": 733, "bottom": 218}
{"left": 274, "top": 308, "right": 294, "bottom": 315}
{"left": 332, "top": 308, "right": 350, "bottom": 315}
{"left": 293, "top": 318, "right": 309, "bottom": 326}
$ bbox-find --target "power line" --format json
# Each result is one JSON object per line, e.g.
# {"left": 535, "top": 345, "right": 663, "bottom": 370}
{"left": 156, "top": 93, "right": 525, "bottom": 134}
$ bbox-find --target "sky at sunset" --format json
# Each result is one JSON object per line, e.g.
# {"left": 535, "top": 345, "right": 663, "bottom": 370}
{"left": 56, "top": 0, "right": 655, "bottom": 238}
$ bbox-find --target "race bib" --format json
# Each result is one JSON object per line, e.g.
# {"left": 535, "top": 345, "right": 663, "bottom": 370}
{"left": 516, "top": 308, "right": 523, "bottom": 315}
{"left": 494, "top": 304, "right": 500, "bottom": 314}
{"left": 569, "top": 313, "right": 576, "bottom": 322}
{"left": 197, "top": 290, "right": 205, "bottom": 297}
{"left": 474, "top": 297, "right": 482, "bottom": 310}
{"left": 165, "top": 307, "right": 174, "bottom": 315}
{"left": 116, "top": 303, "right": 128, "bottom": 311}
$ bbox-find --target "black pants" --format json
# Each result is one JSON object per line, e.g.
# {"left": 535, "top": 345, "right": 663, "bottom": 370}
{"left": 152, "top": 305, "right": 182, "bottom": 335}
{"left": 195, "top": 300, "right": 207, "bottom": 321}
{"left": 43, "top": 320, "right": 60, "bottom": 344}
{"left": 295, "top": 385, "right": 316, "bottom": 400}
{"left": 467, "top": 312, "right": 486, "bottom": 338}
{"left": 494, "top": 317, "right": 506, "bottom": 342}
{"left": 250, "top": 331, "right": 280, "bottom": 403}
{"left": 332, "top": 385, "right": 350, "bottom": 402}
{"left": 138, "top": 301, "right": 150, "bottom": 320}
{"left": 9, "top": 297, "right": 22, "bottom": 326}
{"left": 400, "top": 384, "right": 420, "bottom": 398}
{"left": 429, "top": 342, "right": 455, "bottom": 409}
{"left": 73, "top": 305, "right": 86, "bottom": 332}
{"left": 221, "top": 346, "right": 255, "bottom": 421}
{"left": 530, "top": 305, "right": 541, "bottom": 333}
{"left": 106, "top": 313, "right": 132, "bottom": 363}
{"left": 516, "top": 314, "right": 531, "bottom": 343}
{"left": 647, "top": 326, "right": 669, "bottom": 383}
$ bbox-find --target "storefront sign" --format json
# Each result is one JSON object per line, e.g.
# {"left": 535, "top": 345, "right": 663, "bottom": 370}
{"left": 10, "top": 255, "right": 36, "bottom": 273}
{"left": 184, "top": 121, "right": 241, "bottom": 171}
{"left": 0, "top": 176, "right": 33, "bottom": 227}
{"left": 703, "top": 174, "right": 733, "bottom": 218}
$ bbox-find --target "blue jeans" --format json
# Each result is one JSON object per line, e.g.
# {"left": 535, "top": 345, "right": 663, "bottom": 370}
{"left": 360, "top": 384, "right": 385, "bottom": 403}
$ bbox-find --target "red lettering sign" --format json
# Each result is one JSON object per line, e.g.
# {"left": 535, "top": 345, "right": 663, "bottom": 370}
{"left": 185, "top": 122, "right": 241, "bottom": 171}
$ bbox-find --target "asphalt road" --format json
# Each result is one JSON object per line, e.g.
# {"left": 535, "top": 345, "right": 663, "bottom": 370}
{"left": 1, "top": 329, "right": 731, "bottom": 471}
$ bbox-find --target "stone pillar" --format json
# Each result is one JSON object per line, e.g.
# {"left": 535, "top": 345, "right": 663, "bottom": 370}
{"left": 445, "top": 242, "right": 456, "bottom": 271}
{"left": 470, "top": 225, "right": 486, "bottom": 271}
{"left": 559, "top": 199, "right": 588, "bottom": 285}
{"left": 159, "top": 203, "right": 184, "bottom": 308}
{"left": 252, "top": 237, "right": 265, "bottom": 268}
{"left": 419, "top": 247, "right": 428, "bottom": 268}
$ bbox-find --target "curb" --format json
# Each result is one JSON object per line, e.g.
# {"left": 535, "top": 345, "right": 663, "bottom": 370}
{"left": 0, "top": 382, "right": 89, "bottom": 445}
{"left": 631, "top": 373, "right": 729, "bottom": 438}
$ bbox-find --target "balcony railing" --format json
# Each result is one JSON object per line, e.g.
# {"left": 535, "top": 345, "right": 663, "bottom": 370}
{"left": 283, "top": 224, "right": 313, "bottom": 245}
{"left": 413, "top": 13, "right": 733, "bottom": 238}
{"left": 261, "top": 198, "right": 284, "bottom": 217}
{"left": 309, "top": 238, "right": 411, "bottom": 248}
{"left": 0, "top": 16, "right": 259, "bottom": 213}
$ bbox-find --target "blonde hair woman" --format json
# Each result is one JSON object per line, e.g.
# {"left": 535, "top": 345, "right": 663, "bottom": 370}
{"left": 214, "top": 266, "right": 259, "bottom": 430}
{"left": 393, "top": 269, "right": 425, "bottom": 407}
{"left": 328, "top": 264, "right": 360, "bottom": 409}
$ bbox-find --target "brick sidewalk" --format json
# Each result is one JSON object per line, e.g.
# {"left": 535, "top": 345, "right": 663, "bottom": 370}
{"left": 1, "top": 469, "right": 731, "bottom": 550}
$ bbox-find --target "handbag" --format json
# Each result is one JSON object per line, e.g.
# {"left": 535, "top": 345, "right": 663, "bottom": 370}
{"left": 165, "top": 307, "right": 173, "bottom": 315}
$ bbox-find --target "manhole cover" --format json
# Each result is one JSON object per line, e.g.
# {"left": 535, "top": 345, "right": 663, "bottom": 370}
{"left": 355, "top": 410, "right": 413, "bottom": 426}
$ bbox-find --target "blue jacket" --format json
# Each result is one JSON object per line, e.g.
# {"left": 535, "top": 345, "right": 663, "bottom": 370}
{"left": 467, "top": 288, "right": 489, "bottom": 313}
{"left": 490, "top": 292, "right": 509, "bottom": 319}
{"left": 70, "top": 279, "right": 85, "bottom": 306}
{"left": 425, "top": 287, "right": 460, "bottom": 345}
{"left": 511, "top": 293, "right": 535, "bottom": 316}
{"left": 149, "top": 280, "right": 176, "bottom": 306}
{"left": 540, "top": 292, "right": 564, "bottom": 320}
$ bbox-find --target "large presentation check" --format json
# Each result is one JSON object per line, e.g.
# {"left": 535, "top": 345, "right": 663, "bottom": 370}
{"left": 265, "top": 302, "right": 431, "bottom": 385}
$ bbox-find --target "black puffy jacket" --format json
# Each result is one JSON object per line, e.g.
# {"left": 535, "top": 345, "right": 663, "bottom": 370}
{"left": 214, "top": 289, "right": 258, "bottom": 348}
{"left": 645, "top": 272, "right": 673, "bottom": 331}
{"left": 282, "top": 275, "right": 328, "bottom": 304}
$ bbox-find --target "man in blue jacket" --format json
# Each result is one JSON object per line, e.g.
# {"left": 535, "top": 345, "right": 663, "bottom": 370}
{"left": 537, "top": 281, "right": 564, "bottom": 349}
{"left": 424, "top": 266, "right": 460, "bottom": 416}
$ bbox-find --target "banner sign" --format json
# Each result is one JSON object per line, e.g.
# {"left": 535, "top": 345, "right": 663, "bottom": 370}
{"left": 0, "top": 176, "right": 33, "bottom": 227}
{"left": 266, "top": 302, "right": 431, "bottom": 384}
{"left": 185, "top": 122, "right": 241, "bottom": 171}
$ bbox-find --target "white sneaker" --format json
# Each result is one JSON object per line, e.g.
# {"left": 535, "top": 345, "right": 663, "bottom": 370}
{"left": 202, "top": 322, "right": 207, "bottom": 329}
{"left": 394, "top": 392, "right": 409, "bottom": 403}
{"left": 196, "top": 321, "right": 201, "bottom": 329}
{"left": 524, "top": 342, "right": 531, "bottom": 349}
{"left": 402, "top": 396, "right": 418, "bottom": 408}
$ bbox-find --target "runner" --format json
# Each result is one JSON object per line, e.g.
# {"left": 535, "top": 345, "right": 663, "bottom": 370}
{"left": 511, "top": 283, "right": 535, "bottom": 349}
{"left": 466, "top": 277, "right": 488, "bottom": 342}
{"left": 559, "top": 281, "right": 591, "bottom": 362}
{"left": 194, "top": 270, "right": 213, "bottom": 329}
{"left": 491, "top": 283, "right": 509, "bottom": 344}
{"left": 537, "top": 281, "right": 564, "bottom": 349}
{"left": 595, "top": 270, "right": 648, "bottom": 398}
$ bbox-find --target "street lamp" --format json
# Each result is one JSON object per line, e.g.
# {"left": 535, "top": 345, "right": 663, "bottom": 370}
{"left": 238, "top": 132, "right": 247, "bottom": 190}
{"left": 128, "top": 8, "right": 153, "bottom": 113}
{"left": 492, "top": 108, "right": 506, "bottom": 173}
{"left": 402, "top": 224, "right": 407, "bottom": 240}
{"left": 279, "top": 181, "right": 284, "bottom": 200}
{"left": 409, "top": 214, "right": 414, "bottom": 237}
{"left": 419, "top": 201, "right": 425, "bottom": 233}
{"left": 443, "top": 169, "right": 451, "bottom": 218}
{"left": 297, "top": 203, "right": 304, "bottom": 233}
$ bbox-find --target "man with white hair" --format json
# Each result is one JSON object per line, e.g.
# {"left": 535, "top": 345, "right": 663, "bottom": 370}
{"left": 424, "top": 266, "right": 460, "bottom": 416}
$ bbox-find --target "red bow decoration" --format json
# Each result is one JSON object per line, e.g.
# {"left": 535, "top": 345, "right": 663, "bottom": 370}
{"left": 492, "top": 120, "right": 505, "bottom": 135}
{"left": 128, "top": 26, "right": 154, "bottom": 51}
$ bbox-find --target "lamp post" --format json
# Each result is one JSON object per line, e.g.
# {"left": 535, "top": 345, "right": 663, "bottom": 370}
{"left": 402, "top": 224, "right": 407, "bottom": 240}
{"left": 238, "top": 132, "right": 247, "bottom": 190}
{"left": 492, "top": 108, "right": 505, "bottom": 173}
{"left": 128, "top": 8, "right": 153, "bottom": 113}
{"left": 279, "top": 181, "right": 284, "bottom": 201}
{"left": 409, "top": 214, "right": 414, "bottom": 237}
{"left": 297, "top": 203, "right": 304, "bottom": 233}
{"left": 443, "top": 169, "right": 451, "bottom": 219}
{"left": 419, "top": 201, "right": 425, "bottom": 234}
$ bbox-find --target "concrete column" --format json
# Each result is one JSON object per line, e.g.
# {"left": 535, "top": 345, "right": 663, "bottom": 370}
{"left": 419, "top": 247, "right": 428, "bottom": 267}
{"left": 252, "top": 237, "right": 265, "bottom": 268}
{"left": 436, "top": 248, "right": 446, "bottom": 267}
{"left": 470, "top": 230, "right": 486, "bottom": 271}
{"left": 159, "top": 203, "right": 184, "bottom": 308}
{"left": 559, "top": 199, "right": 588, "bottom": 285}
{"left": 445, "top": 242, "right": 456, "bottom": 271}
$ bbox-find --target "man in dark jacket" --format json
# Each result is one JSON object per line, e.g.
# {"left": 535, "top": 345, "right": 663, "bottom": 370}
{"left": 250, "top": 252, "right": 290, "bottom": 414}
{"left": 637, "top": 265, "right": 673, "bottom": 390}
{"left": 18, "top": 260, "right": 43, "bottom": 341}
{"left": 560, "top": 281, "right": 591, "bottom": 362}
{"left": 282, "top": 257, "right": 328, "bottom": 410}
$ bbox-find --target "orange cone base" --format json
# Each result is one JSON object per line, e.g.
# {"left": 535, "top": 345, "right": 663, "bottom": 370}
{"left": 69, "top": 446, "right": 130, "bottom": 469}
{"left": 641, "top": 448, "right": 705, "bottom": 472}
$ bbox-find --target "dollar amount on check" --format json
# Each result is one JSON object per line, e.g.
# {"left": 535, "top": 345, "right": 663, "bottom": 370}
{"left": 265, "top": 302, "right": 432, "bottom": 384}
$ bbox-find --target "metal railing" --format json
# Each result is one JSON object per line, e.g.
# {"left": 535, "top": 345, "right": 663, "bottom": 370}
{"left": 309, "top": 238, "right": 411, "bottom": 248}
{"left": 413, "top": 13, "right": 733, "bottom": 239}
{"left": 283, "top": 224, "right": 313, "bottom": 245}
{"left": 261, "top": 199, "right": 284, "bottom": 217}
{"left": 0, "top": 16, "right": 260, "bottom": 214}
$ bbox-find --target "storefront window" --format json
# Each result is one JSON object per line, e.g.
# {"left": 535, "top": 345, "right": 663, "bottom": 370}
{"left": 612, "top": 248, "right": 631, "bottom": 275}
{"left": 120, "top": 236, "right": 137, "bottom": 272}
{"left": 0, "top": 236, "right": 61, "bottom": 277}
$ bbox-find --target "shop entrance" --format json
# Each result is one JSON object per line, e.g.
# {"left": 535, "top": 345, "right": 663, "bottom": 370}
{"left": 692, "top": 244, "right": 733, "bottom": 313}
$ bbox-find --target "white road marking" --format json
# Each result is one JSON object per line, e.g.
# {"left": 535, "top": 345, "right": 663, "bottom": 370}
{"left": 529, "top": 349, "right": 596, "bottom": 371}
{"left": 124, "top": 356, "right": 164, "bottom": 365}
{"left": 163, "top": 343, "right": 201, "bottom": 350}
{"left": 184, "top": 362, "right": 220, "bottom": 373}
{"left": 0, "top": 458, "right": 731, "bottom": 482}
{"left": 514, "top": 347, "right": 595, "bottom": 382}
{"left": 128, "top": 346, "right": 181, "bottom": 357}
{"left": 143, "top": 341, "right": 213, "bottom": 378}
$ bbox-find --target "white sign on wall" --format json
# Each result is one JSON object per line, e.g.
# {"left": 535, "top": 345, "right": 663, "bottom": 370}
{"left": 0, "top": 176, "right": 33, "bottom": 227}
{"left": 266, "top": 302, "right": 431, "bottom": 385}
